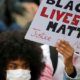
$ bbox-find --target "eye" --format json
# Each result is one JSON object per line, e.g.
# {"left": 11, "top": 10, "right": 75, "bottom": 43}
{"left": 7, "top": 64, "right": 18, "bottom": 70}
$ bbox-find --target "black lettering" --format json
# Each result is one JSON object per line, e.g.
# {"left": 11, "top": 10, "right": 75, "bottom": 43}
{"left": 56, "top": 24, "right": 66, "bottom": 34}
{"left": 56, "top": 0, "right": 62, "bottom": 8}
{"left": 75, "top": 3, "right": 80, "bottom": 12}
{"left": 46, "top": 21, "right": 58, "bottom": 31}
{"left": 64, "top": 1, "right": 73, "bottom": 11}
{"left": 68, "top": 26, "right": 77, "bottom": 36}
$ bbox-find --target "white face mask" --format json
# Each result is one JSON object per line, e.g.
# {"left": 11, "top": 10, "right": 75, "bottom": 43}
{"left": 7, "top": 69, "right": 31, "bottom": 80}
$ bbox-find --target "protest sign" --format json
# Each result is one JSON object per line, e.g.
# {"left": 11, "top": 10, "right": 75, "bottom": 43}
{"left": 25, "top": 0, "right": 80, "bottom": 54}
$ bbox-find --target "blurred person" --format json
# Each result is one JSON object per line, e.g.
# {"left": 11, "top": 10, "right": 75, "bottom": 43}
{"left": 0, "top": 0, "right": 25, "bottom": 32}
{"left": 0, "top": 31, "right": 45, "bottom": 80}
{"left": 0, "top": 0, "right": 39, "bottom": 29}
{"left": 13, "top": 0, "right": 39, "bottom": 27}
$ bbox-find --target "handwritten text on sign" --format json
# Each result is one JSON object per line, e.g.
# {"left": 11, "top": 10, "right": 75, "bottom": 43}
{"left": 25, "top": 0, "right": 80, "bottom": 54}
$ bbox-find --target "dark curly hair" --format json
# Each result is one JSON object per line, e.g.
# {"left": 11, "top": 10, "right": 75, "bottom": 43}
{"left": 0, "top": 31, "right": 45, "bottom": 80}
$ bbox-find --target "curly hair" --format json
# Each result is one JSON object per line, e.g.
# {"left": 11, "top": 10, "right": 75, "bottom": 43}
{"left": 0, "top": 31, "right": 45, "bottom": 80}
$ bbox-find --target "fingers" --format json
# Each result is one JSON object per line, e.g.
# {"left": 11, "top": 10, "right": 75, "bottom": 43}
{"left": 55, "top": 40, "right": 74, "bottom": 67}
{"left": 55, "top": 40, "right": 74, "bottom": 57}
{"left": 56, "top": 40, "right": 74, "bottom": 51}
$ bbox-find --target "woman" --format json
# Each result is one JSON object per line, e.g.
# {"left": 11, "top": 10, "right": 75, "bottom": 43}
{"left": 0, "top": 31, "right": 45, "bottom": 80}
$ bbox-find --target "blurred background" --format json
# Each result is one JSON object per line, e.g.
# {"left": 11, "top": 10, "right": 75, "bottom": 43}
{"left": 0, "top": 0, "right": 41, "bottom": 32}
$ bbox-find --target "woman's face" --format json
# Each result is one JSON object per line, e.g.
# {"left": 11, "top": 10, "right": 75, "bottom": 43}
{"left": 6, "top": 59, "right": 31, "bottom": 80}
{"left": 7, "top": 58, "right": 30, "bottom": 70}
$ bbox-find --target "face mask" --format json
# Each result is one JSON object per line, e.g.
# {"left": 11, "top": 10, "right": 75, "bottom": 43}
{"left": 7, "top": 69, "right": 31, "bottom": 80}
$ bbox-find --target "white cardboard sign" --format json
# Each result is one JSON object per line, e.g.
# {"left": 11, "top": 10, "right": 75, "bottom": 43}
{"left": 25, "top": 0, "right": 80, "bottom": 54}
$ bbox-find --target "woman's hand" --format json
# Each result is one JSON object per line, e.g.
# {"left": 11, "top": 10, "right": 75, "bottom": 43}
{"left": 55, "top": 40, "right": 75, "bottom": 75}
